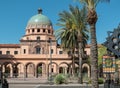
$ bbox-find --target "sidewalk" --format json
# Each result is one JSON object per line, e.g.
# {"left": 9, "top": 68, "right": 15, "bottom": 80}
{"left": 7, "top": 78, "right": 104, "bottom": 88}
{"left": 7, "top": 77, "right": 48, "bottom": 84}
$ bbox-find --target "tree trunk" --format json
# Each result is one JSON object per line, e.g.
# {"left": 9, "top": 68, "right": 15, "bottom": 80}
{"left": 78, "top": 42, "right": 83, "bottom": 84}
{"left": 90, "top": 24, "right": 98, "bottom": 88}
{"left": 72, "top": 49, "right": 75, "bottom": 77}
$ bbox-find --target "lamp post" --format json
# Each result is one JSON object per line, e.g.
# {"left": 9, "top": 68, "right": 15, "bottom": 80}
{"left": 49, "top": 38, "right": 52, "bottom": 83}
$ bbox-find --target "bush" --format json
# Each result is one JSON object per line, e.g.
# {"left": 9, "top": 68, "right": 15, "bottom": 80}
{"left": 98, "top": 78, "right": 104, "bottom": 84}
{"left": 54, "top": 74, "right": 67, "bottom": 84}
{"left": 87, "top": 78, "right": 104, "bottom": 84}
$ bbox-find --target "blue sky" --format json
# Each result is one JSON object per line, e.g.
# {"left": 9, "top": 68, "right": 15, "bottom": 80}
{"left": 0, "top": 0, "right": 119, "bottom": 44}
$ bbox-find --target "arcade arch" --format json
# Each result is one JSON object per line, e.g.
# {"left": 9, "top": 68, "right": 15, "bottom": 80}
{"left": 25, "top": 62, "right": 35, "bottom": 78}
{"left": 82, "top": 63, "right": 90, "bottom": 78}
{"left": 36, "top": 62, "right": 46, "bottom": 77}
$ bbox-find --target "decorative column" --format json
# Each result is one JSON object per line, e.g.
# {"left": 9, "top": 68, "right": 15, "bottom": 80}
{"left": 24, "top": 66, "right": 27, "bottom": 78}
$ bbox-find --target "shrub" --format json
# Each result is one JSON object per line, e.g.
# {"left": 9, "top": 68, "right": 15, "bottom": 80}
{"left": 98, "top": 78, "right": 104, "bottom": 84}
{"left": 54, "top": 74, "right": 67, "bottom": 84}
{"left": 87, "top": 78, "right": 104, "bottom": 84}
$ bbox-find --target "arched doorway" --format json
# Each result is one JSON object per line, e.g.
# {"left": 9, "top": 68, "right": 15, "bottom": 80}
{"left": 82, "top": 63, "right": 90, "bottom": 81}
{"left": 48, "top": 62, "right": 58, "bottom": 76}
{"left": 26, "top": 63, "right": 35, "bottom": 78}
{"left": 69, "top": 63, "right": 79, "bottom": 76}
{"left": 36, "top": 62, "right": 46, "bottom": 77}
{"left": 59, "top": 62, "right": 69, "bottom": 74}
{"left": 16, "top": 63, "right": 24, "bottom": 78}
{"left": 2, "top": 62, "right": 13, "bottom": 78}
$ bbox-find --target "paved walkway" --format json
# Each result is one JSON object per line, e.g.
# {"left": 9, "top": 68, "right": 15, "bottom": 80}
{"left": 7, "top": 78, "right": 104, "bottom": 88}
{"left": 7, "top": 77, "right": 48, "bottom": 84}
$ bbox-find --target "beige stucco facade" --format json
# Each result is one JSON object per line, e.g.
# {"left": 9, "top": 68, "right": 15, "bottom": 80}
{"left": 0, "top": 9, "right": 90, "bottom": 79}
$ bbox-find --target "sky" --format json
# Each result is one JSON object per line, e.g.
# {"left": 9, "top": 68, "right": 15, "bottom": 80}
{"left": 0, "top": 0, "right": 120, "bottom": 44}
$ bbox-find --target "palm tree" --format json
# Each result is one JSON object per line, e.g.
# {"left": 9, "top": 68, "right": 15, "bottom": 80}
{"left": 55, "top": 5, "right": 89, "bottom": 79}
{"left": 77, "top": 0, "right": 110, "bottom": 88}
{"left": 69, "top": 5, "right": 89, "bottom": 83}
{"left": 55, "top": 10, "right": 78, "bottom": 77}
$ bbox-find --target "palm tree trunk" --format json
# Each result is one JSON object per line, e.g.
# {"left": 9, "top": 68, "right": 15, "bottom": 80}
{"left": 72, "top": 49, "right": 75, "bottom": 77}
{"left": 90, "top": 24, "right": 98, "bottom": 88}
{"left": 78, "top": 42, "right": 83, "bottom": 84}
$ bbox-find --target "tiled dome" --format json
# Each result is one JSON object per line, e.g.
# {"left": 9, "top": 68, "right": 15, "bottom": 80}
{"left": 27, "top": 8, "right": 52, "bottom": 27}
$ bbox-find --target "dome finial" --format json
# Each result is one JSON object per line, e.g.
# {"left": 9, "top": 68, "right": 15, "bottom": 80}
{"left": 38, "top": 8, "right": 42, "bottom": 14}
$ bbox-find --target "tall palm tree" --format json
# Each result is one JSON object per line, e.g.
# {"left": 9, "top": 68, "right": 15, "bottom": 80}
{"left": 55, "top": 5, "right": 89, "bottom": 79}
{"left": 77, "top": 0, "right": 110, "bottom": 88}
{"left": 55, "top": 10, "right": 78, "bottom": 77}
{"left": 68, "top": 5, "right": 89, "bottom": 83}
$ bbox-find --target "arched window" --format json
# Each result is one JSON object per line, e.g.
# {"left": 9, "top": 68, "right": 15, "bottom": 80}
{"left": 36, "top": 47, "right": 41, "bottom": 54}
{"left": 32, "top": 29, "right": 35, "bottom": 33}
{"left": 37, "top": 29, "right": 40, "bottom": 32}
{"left": 28, "top": 29, "right": 30, "bottom": 33}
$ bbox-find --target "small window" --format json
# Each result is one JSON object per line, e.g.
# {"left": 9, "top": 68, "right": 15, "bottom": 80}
{"left": 37, "top": 37, "right": 40, "bottom": 40}
{"left": 43, "top": 29, "right": 46, "bottom": 32}
{"left": 23, "top": 49, "right": 26, "bottom": 54}
{"left": 32, "top": 29, "right": 34, "bottom": 33}
{"left": 59, "top": 51, "right": 63, "bottom": 54}
{"left": 51, "top": 68, "right": 54, "bottom": 73}
{"left": 0, "top": 51, "right": 2, "bottom": 55}
{"left": 28, "top": 29, "right": 30, "bottom": 33}
{"left": 51, "top": 49, "right": 53, "bottom": 54}
{"left": 6, "top": 51, "right": 10, "bottom": 55}
{"left": 48, "top": 30, "right": 50, "bottom": 33}
{"left": 14, "top": 51, "right": 18, "bottom": 55}
{"left": 36, "top": 47, "right": 41, "bottom": 54}
{"left": 37, "top": 29, "right": 40, "bottom": 32}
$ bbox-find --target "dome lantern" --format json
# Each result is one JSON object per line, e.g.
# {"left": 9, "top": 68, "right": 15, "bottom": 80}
{"left": 38, "top": 8, "right": 42, "bottom": 14}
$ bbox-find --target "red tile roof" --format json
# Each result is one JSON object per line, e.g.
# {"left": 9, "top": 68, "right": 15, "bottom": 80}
{"left": 0, "top": 44, "right": 20, "bottom": 48}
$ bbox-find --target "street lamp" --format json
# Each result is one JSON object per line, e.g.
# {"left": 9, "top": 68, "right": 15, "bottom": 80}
{"left": 49, "top": 38, "right": 52, "bottom": 83}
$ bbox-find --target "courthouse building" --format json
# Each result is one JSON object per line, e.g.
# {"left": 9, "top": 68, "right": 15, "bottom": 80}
{"left": 0, "top": 9, "right": 90, "bottom": 78}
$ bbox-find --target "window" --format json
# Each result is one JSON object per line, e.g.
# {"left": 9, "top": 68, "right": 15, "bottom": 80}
{"left": 6, "top": 51, "right": 10, "bottom": 55}
{"left": 48, "top": 30, "right": 50, "bottom": 33}
{"left": 84, "top": 51, "right": 87, "bottom": 54}
{"left": 51, "top": 68, "right": 54, "bottom": 73}
{"left": 37, "top": 37, "right": 40, "bottom": 40}
{"left": 14, "top": 51, "right": 18, "bottom": 55}
{"left": 36, "top": 47, "right": 41, "bottom": 54}
{"left": 43, "top": 29, "right": 45, "bottom": 32}
{"left": 23, "top": 49, "right": 26, "bottom": 54}
{"left": 28, "top": 29, "right": 30, "bottom": 33}
{"left": 51, "top": 49, "right": 53, "bottom": 54}
{"left": 59, "top": 51, "right": 63, "bottom": 54}
{"left": 32, "top": 29, "right": 34, "bottom": 33}
{"left": 0, "top": 51, "right": 2, "bottom": 55}
{"left": 37, "top": 29, "right": 40, "bottom": 32}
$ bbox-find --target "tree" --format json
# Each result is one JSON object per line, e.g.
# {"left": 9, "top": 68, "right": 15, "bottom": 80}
{"left": 55, "top": 5, "right": 89, "bottom": 78}
{"left": 98, "top": 45, "right": 107, "bottom": 66}
{"left": 77, "top": 0, "right": 110, "bottom": 88}
{"left": 98, "top": 45, "right": 107, "bottom": 77}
